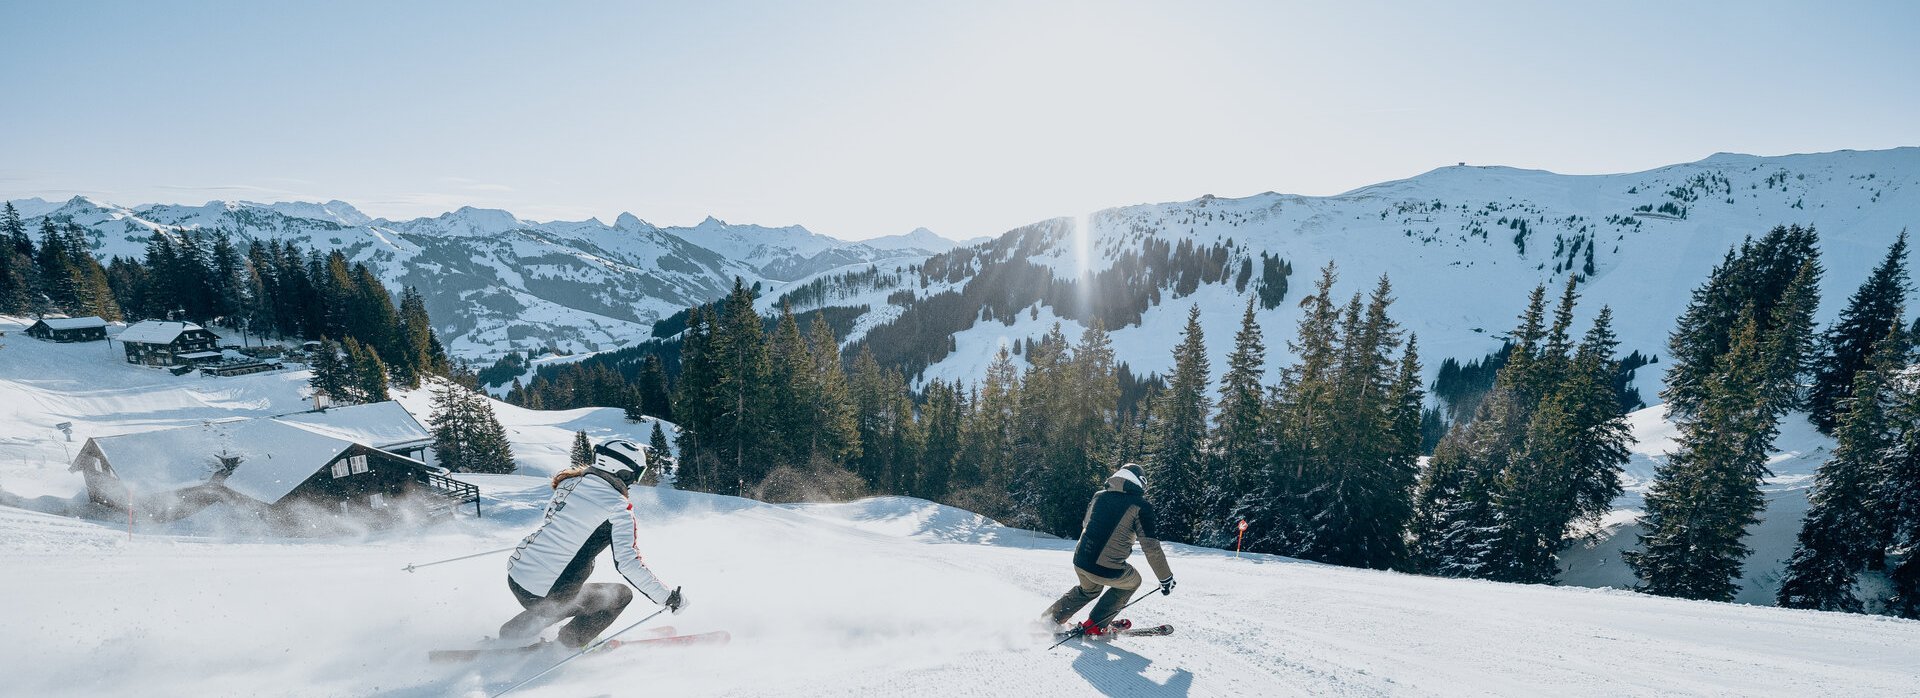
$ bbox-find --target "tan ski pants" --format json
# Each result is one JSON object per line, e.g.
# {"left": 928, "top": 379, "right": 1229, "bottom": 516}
{"left": 1044, "top": 564, "right": 1141, "bottom": 628}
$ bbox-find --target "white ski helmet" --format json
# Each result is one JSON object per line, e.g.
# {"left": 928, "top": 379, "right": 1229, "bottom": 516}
{"left": 592, "top": 438, "right": 647, "bottom": 485}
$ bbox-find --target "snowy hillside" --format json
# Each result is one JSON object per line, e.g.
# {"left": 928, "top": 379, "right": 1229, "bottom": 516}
{"left": 5, "top": 317, "right": 1920, "bottom": 696}
{"left": 839, "top": 148, "right": 1920, "bottom": 387}
{"left": 7, "top": 198, "right": 955, "bottom": 361}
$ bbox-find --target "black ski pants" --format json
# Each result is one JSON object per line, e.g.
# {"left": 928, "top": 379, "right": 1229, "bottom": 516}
{"left": 501, "top": 577, "right": 634, "bottom": 648}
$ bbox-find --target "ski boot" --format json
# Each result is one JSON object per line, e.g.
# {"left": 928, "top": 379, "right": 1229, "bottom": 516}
{"left": 1077, "top": 618, "right": 1131, "bottom": 640}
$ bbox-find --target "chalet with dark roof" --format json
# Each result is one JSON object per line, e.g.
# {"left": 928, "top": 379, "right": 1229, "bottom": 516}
{"left": 26, "top": 316, "right": 108, "bottom": 342}
{"left": 116, "top": 320, "right": 220, "bottom": 366}
{"left": 69, "top": 402, "right": 476, "bottom": 527}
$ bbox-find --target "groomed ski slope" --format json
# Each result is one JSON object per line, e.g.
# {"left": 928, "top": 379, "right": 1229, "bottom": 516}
{"left": 5, "top": 480, "right": 1920, "bottom": 697}
{"left": 3, "top": 318, "right": 1920, "bottom": 695}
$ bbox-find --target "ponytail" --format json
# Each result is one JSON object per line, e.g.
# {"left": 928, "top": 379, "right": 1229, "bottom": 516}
{"left": 551, "top": 466, "right": 589, "bottom": 489}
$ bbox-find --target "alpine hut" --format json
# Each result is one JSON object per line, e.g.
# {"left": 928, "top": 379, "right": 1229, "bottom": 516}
{"left": 116, "top": 320, "right": 221, "bottom": 366}
{"left": 26, "top": 316, "right": 108, "bottom": 342}
{"left": 70, "top": 407, "right": 477, "bottom": 527}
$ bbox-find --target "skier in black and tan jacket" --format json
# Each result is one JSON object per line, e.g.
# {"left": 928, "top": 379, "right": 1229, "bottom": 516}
{"left": 1043, "top": 463, "right": 1175, "bottom": 637}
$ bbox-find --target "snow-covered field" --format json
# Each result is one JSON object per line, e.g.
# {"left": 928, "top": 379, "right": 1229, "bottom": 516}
{"left": 5, "top": 318, "right": 1920, "bottom": 696}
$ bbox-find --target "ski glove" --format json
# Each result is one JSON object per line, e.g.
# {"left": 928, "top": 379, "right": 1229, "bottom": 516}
{"left": 1158, "top": 577, "right": 1176, "bottom": 596}
{"left": 665, "top": 586, "right": 688, "bottom": 614}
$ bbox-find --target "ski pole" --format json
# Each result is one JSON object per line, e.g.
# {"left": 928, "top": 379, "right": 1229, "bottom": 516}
{"left": 402, "top": 546, "right": 516, "bottom": 573}
{"left": 490, "top": 606, "right": 669, "bottom": 698}
{"left": 1048, "top": 586, "right": 1160, "bottom": 651}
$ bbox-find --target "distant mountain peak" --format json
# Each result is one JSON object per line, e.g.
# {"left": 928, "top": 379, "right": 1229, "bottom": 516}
{"left": 613, "top": 212, "right": 652, "bottom": 231}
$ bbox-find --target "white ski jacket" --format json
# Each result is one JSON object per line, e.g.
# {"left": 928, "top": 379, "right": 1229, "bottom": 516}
{"left": 507, "top": 471, "right": 672, "bottom": 605}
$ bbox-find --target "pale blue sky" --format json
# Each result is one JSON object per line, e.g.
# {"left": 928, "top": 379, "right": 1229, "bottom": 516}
{"left": 3, "top": 1, "right": 1916, "bottom": 240}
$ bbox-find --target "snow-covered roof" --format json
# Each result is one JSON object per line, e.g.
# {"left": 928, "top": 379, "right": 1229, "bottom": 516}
{"left": 178, "top": 351, "right": 222, "bottom": 360}
{"left": 116, "top": 320, "right": 216, "bottom": 345}
{"left": 86, "top": 419, "right": 355, "bottom": 503}
{"left": 272, "top": 401, "right": 432, "bottom": 449}
{"left": 32, "top": 316, "right": 106, "bottom": 330}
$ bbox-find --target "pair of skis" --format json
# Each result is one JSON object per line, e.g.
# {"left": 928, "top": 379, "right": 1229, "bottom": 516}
{"left": 429, "top": 625, "right": 730, "bottom": 663}
{"left": 1052, "top": 621, "right": 1175, "bottom": 644}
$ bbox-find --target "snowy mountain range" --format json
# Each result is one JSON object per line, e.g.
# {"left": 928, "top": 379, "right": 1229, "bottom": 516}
{"left": 7, "top": 197, "right": 966, "bottom": 359}
{"left": 11, "top": 147, "right": 1917, "bottom": 379}
{"left": 828, "top": 148, "right": 1919, "bottom": 392}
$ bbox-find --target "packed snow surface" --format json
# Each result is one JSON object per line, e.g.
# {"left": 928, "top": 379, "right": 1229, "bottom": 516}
{"left": 6, "top": 483, "right": 1920, "bottom": 696}
{"left": 5, "top": 319, "right": 1920, "bottom": 696}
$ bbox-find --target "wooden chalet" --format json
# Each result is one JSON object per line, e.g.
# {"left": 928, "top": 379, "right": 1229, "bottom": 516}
{"left": 26, "top": 316, "right": 108, "bottom": 342}
{"left": 70, "top": 403, "right": 477, "bottom": 528}
{"left": 270, "top": 401, "right": 435, "bottom": 464}
{"left": 116, "top": 320, "right": 221, "bottom": 366}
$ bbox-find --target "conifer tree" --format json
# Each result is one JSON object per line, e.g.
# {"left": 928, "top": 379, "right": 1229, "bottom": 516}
{"left": 4, "top": 204, "right": 30, "bottom": 260}
{"left": 343, "top": 337, "right": 391, "bottom": 403}
{"left": 644, "top": 421, "right": 673, "bottom": 486}
{"left": 850, "top": 346, "right": 901, "bottom": 490}
{"left": 672, "top": 307, "right": 720, "bottom": 492}
{"left": 308, "top": 339, "right": 354, "bottom": 405}
{"left": 806, "top": 316, "right": 859, "bottom": 465}
{"left": 463, "top": 389, "right": 517, "bottom": 474}
{"left": 1879, "top": 329, "right": 1920, "bottom": 618}
{"left": 0, "top": 203, "right": 28, "bottom": 314}
{"left": 1211, "top": 296, "right": 1268, "bottom": 541}
{"left": 428, "top": 382, "right": 472, "bottom": 471}
{"left": 570, "top": 430, "right": 594, "bottom": 468}
{"left": 917, "top": 378, "right": 966, "bottom": 501}
{"left": 1758, "top": 261, "right": 1822, "bottom": 416}
{"left": 1008, "top": 323, "right": 1118, "bottom": 536}
{"left": 712, "top": 279, "right": 771, "bottom": 493}
{"left": 1809, "top": 232, "right": 1909, "bottom": 433}
{"left": 1259, "top": 264, "right": 1343, "bottom": 554}
{"left": 1664, "top": 226, "right": 1821, "bottom": 418}
{"left": 207, "top": 229, "right": 243, "bottom": 324}
{"left": 394, "top": 286, "right": 442, "bottom": 387}
{"left": 35, "top": 218, "right": 77, "bottom": 314}
{"left": 1302, "top": 276, "right": 1415, "bottom": 568}
{"left": 765, "top": 303, "right": 815, "bottom": 468}
{"left": 241, "top": 241, "right": 276, "bottom": 339}
{"left": 1414, "top": 287, "right": 1551, "bottom": 576}
{"left": 1778, "top": 325, "right": 1903, "bottom": 611}
{"left": 635, "top": 354, "right": 673, "bottom": 422}
{"left": 1151, "top": 306, "right": 1213, "bottom": 541}
{"left": 1488, "top": 308, "right": 1632, "bottom": 583}
{"left": 1628, "top": 306, "right": 1776, "bottom": 601}
{"left": 954, "top": 347, "right": 1021, "bottom": 520}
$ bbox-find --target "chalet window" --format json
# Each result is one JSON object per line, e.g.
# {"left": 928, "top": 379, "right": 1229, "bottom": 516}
{"left": 331, "top": 461, "right": 350, "bottom": 479}
{"left": 349, "top": 455, "right": 369, "bottom": 474}
{"left": 369, "top": 493, "right": 385, "bottom": 508}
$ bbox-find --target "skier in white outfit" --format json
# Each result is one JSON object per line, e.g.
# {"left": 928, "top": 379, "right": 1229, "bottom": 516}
{"left": 501, "top": 438, "right": 687, "bottom": 648}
